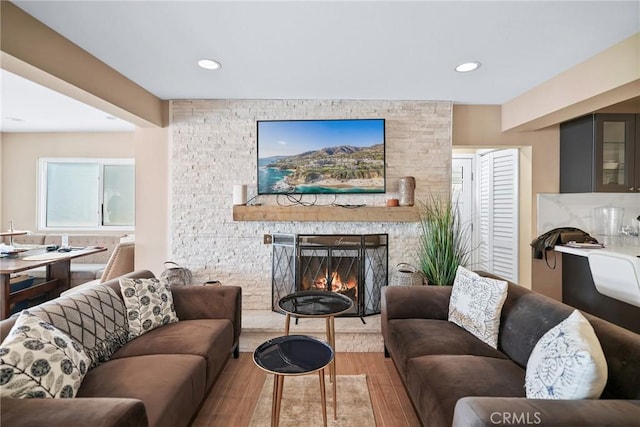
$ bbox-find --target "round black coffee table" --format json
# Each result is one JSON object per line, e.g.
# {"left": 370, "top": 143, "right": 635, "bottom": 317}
{"left": 253, "top": 335, "right": 334, "bottom": 427}
{"left": 278, "top": 290, "right": 354, "bottom": 419}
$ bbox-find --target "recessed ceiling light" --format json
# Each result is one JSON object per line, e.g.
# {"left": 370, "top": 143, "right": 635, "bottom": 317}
{"left": 105, "top": 115, "right": 116, "bottom": 120}
{"left": 198, "top": 59, "right": 222, "bottom": 70}
{"left": 455, "top": 62, "right": 481, "bottom": 73}
{"left": 7, "top": 117, "right": 25, "bottom": 122}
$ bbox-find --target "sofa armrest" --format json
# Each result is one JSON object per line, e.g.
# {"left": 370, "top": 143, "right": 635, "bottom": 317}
{"left": 453, "top": 397, "right": 640, "bottom": 427}
{"left": 0, "top": 397, "right": 148, "bottom": 427}
{"left": 171, "top": 285, "right": 242, "bottom": 352}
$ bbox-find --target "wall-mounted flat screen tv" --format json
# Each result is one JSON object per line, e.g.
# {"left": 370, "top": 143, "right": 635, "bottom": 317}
{"left": 257, "top": 118, "right": 385, "bottom": 194}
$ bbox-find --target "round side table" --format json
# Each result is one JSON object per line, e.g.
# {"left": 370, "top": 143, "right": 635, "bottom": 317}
{"left": 278, "top": 290, "right": 354, "bottom": 420}
{"left": 253, "top": 335, "right": 334, "bottom": 427}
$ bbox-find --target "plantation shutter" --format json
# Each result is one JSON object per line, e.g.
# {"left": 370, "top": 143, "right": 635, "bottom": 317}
{"left": 479, "top": 155, "right": 492, "bottom": 272}
{"left": 478, "top": 149, "right": 519, "bottom": 282}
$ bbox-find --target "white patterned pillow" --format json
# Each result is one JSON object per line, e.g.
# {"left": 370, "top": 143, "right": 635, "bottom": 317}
{"left": 119, "top": 277, "right": 178, "bottom": 339}
{"left": 0, "top": 311, "right": 90, "bottom": 398}
{"left": 448, "top": 266, "right": 508, "bottom": 348}
{"left": 28, "top": 285, "right": 129, "bottom": 369}
{"left": 526, "top": 310, "right": 608, "bottom": 399}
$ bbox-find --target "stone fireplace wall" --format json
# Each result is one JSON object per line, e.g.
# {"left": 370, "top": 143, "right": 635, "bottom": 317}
{"left": 170, "top": 99, "right": 452, "bottom": 309}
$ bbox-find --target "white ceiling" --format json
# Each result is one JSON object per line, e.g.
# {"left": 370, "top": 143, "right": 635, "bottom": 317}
{"left": 0, "top": 70, "right": 135, "bottom": 132}
{"left": 2, "top": 0, "right": 639, "bottom": 132}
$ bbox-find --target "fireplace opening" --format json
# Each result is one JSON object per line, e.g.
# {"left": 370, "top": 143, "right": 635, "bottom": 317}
{"left": 271, "top": 234, "right": 388, "bottom": 317}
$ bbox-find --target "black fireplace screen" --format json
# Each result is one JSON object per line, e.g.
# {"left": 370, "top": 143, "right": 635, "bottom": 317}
{"left": 271, "top": 234, "right": 388, "bottom": 317}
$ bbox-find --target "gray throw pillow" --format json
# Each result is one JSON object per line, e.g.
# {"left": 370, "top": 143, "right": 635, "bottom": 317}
{"left": 28, "top": 285, "right": 129, "bottom": 369}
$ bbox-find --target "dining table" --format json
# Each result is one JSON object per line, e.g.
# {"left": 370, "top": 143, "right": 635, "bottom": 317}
{"left": 0, "top": 246, "right": 107, "bottom": 320}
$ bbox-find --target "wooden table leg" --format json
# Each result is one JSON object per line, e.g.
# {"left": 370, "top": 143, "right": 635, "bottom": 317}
{"left": 277, "top": 375, "right": 284, "bottom": 426}
{"left": 319, "top": 369, "right": 327, "bottom": 427}
{"left": 324, "top": 316, "right": 338, "bottom": 420}
{"left": 271, "top": 374, "right": 278, "bottom": 427}
{"left": 272, "top": 374, "right": 285, "bottom": 427}
{"left": 325, "top": 318, "right": 333, "bottom": 380}
{"left": 330, "top": 316, "right": 337, "bottom": 419}
{"left": 284, "top": 313, "right": 291, "bottom": 336}
{"left": 47, "top": 260, "right": 71, "bottom": 297}
{"left": 1, "top": 274, "right": 10, "bottom": 320}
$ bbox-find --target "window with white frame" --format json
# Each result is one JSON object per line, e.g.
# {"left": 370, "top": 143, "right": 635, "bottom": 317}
{"left": 39, "top": 158, "right": 135, "bottom": 230}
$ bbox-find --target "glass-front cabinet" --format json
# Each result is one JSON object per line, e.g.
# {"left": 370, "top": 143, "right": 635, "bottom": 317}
{"left": 560, "top": 113, "right": 639, "bottom": 193}
{"left": 595, "top": 114, "right": 637, "bottom": 192}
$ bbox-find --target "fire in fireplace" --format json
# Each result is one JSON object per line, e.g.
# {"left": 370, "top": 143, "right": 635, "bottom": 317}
{"left": 271, "top": 234, "right": 388, "bottom": 317}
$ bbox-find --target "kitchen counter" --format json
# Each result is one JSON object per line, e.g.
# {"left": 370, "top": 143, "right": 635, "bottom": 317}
{"left": 554, "top": 243, "right": 640, "bottom": 258}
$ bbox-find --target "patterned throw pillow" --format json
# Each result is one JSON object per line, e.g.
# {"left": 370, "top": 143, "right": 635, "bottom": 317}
{"left": 0, "top": 311, "right": 90, "bottom": 398}
{"left": 526, "top": 310, "right": 608, "bottom": 399}
{"left": 448, "top": 266, "right": 508, "bottom": 348}
{"left": 119, "top": 277, "right": 178, "bottom": 339}
{"left": 28, "top": 285, "right": 129, "bottom": 369}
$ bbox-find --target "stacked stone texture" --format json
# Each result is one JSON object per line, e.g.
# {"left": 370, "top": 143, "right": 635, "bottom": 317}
{"left": 171, "top": 99, "right": 452, "bottom": 309}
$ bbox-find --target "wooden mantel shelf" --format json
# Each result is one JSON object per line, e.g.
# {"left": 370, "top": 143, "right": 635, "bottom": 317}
{"left": 233, "top": 205, "right": 420, "bottom": 222}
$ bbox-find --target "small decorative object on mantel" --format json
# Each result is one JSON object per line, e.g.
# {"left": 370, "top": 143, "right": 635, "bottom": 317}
{"left": 233, "top": 184, "right": 248, "bottom": 205}
{"left": 386, "top": 198, "right": 399, "bottom": 207}
{"left": 161, "top": 261, "right": 192, "bottom": 286}
{"left": 398, "top": 176, "right": 416, "bottom": 207}
{"left": 391, "top": 263, "right": 426, "bottom": 286}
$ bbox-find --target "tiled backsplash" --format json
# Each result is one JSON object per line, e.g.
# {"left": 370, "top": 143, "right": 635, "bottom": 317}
{"left": 537, "top": 193, "right": 640, "bottom": 241}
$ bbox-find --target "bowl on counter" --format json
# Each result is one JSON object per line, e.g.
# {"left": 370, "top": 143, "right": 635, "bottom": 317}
{"left": 603, "top": 161, "right": 619, "bottom": 170}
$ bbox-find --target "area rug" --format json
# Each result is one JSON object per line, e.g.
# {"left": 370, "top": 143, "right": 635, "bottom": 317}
{"left": 249, "top": 374, "right": 376, "bottom": 427}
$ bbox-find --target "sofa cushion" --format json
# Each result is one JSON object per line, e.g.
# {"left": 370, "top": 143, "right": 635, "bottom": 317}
{"left": 498, "top": 282, "right": 574, "bottom": 368}
{"left": 526, "top": 310, "right": 607, "bottom": 400}
{"left": 119, "top": 277, "right": 178, "bottom": 339}
{"left": 111, "top": 319, "right": 233, "bottom": 389}
{"left": 28, "top": 285, "right": 129, "bottom": 369}
{"left": 0, "top": 312, "right": 90, "bottom": 398}
{"left": 449, "top": 266, "right": 508, "bottom": 348}
{"left": 385, "top": 318, "right": 508, "bottom": 379}
{"left": 406, "top": 355, "right": 526, "bottom": 427}
{"left": 0, "top": 396, "right": 149, "bottom": 427}
{"left": 77, "top": 354, "right": 206, "bottom": 427}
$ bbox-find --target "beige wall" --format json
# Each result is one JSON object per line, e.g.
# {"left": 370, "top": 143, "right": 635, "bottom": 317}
{"left": 0, "top": 133, "right": 3, "bottom": 229}
{"left": 452, "top": 105, "right": 560, "bottom": 292}
{"left": 1, "top": 2, "right": 167, "bottom": 128}
{"left": 502, "top": 33, "right": 640, "bottom": 131}
{"left": 133, "top": 127, "right": 170, "bottom": 275}
{"left": 0, "top": 132, "right": 134, "bottom": 232}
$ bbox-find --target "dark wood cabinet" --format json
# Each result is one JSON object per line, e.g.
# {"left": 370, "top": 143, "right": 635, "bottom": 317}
{"left": 560, "top": 113, "right": 639, "bottom": 193}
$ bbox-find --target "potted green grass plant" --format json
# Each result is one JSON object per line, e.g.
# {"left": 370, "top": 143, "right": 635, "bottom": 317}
{"left": 416, "top": 194, "right": 473, "bottom": 286}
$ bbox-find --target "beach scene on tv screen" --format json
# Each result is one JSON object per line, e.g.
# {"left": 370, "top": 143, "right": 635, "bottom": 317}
{"left": 258, "top": 119, "right": 385, "bottom": 194}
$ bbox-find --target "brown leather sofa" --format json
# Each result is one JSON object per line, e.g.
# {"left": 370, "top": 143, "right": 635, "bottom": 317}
{"left": 381, "top": 274, "right": 640, "bottom": 427}
{"left": 0, "top": 270, "right": 242, "bottom": 427}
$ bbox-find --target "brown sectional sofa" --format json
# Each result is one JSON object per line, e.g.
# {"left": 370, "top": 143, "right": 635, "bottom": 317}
{"left": 381, "top": 274, "right": 640, "bottom": 427}
{"left": 0, "top": 269, "right": 242, "bottom": 427}
{"left": 6, "top": 233, "right": 124, "bottom": 287}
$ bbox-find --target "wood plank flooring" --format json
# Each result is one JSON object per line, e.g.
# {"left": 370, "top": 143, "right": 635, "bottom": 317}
{"left": 192, "top": 352, "right": 422, "bottom": 427}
